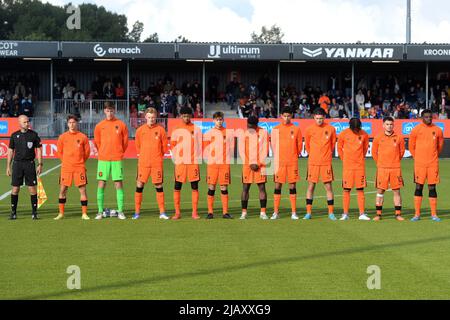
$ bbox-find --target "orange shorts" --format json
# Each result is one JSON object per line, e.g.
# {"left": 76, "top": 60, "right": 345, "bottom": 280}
{"left": 60, "top": 168, "right": 88, "bottom": 187}
{"left": 274, "top": 164, "right": 299, "bottom": 184}
{"left": 342, "top": 168, "right": 366, "bottom": 189}
{"left": 174, "top": 164, "right": 200, "bottom": 183}
{"left": 137, "top": 165, "right": 163, "bottom": 184}
{"left": 376, "top": 168, "right": 404, "bottom": 190}
{"left": 207, "top": 165, "right": 231, "bottom": 185}
{"left": 414, "top": 166, "right": 440, "bottom": 185}
{"left": 307, "top": 164, "right": 334, "bottom": 183}
{"left": 242, "top": 165, "right": 267, "bottom": 184}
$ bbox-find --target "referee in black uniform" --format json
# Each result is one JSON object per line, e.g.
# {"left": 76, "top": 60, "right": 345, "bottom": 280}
{"left": 6, "top": 115, "right": 43, "bottom": 220}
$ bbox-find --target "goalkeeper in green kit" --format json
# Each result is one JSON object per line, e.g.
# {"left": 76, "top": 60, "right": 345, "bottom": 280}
{"left": 94, "top": 102, "right": 129, "bottom": 219}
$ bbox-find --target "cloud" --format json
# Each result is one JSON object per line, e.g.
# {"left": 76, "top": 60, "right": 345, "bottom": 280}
{"left": 44, "top": 0, "right": 450, "bottom": 43}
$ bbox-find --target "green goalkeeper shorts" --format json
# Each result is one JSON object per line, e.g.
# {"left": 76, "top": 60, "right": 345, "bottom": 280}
{"left": 97, "top": 160, "right": 124, "bottom": 181}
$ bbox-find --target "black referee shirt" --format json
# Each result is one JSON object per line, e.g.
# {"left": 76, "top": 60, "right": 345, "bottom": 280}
{"left": 9, "top": 129, "right": 42, "bottom": 161}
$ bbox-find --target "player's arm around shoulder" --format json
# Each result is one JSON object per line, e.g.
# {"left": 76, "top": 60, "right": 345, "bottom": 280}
{"left": 437, "top": 127, "right": 444, "bottom": 155}
{"left": 83, "top": 133, "right": 90, "bottom": 161}
{"left": 160, "top": 126, "right": 169, "bottom": 154}
{"left": 398, "top": 133, "right": 406, "bottom": 158}
{"left": 337, "top": 130, "right": 346, "bottom": 160}
{"left": 121, "top": 121, "right": 129, "bottom": 150}
{"left": 372, "top": 135, "right": 380, "bottom": 164}
{"left": 56, "top": 133, "right": 64, "bottom": 160}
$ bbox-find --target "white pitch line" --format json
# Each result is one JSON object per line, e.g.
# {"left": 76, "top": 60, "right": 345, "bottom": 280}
{"left": 0, "top": 164, "right": 62, "bottom": 201}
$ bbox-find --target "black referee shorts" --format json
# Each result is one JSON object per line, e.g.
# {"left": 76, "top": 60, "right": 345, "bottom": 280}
{"left": 12, "top": 161, "right": 38, "bottom": 187}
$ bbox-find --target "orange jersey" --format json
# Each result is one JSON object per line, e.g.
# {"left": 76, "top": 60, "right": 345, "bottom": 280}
{"left": 337, "top": 128, "right": 369, "bottom": 169}
{"left": 203, "top": 127, "right": 234, "bottom": 166}
{"left": 135, "top": 123, "right": 168, "bottom": 167}
{"left": 238, "top": 127, "right": 269, "bottom": 166}
{"left": 56, "top": 131, "right": 90, "bottom": 170}
{"left": 409, "top": 123, "right": 444, "bottom": 167}
{"left": 271, "top": 123, "right": 303, "bottom": 166}
{"left": 94, "top": 118, "right": 129, "bottom": 161}
{"left": 319, "top": 96, "right": 331, "bottom": 113}
{"left": 305, "top": 123, "right": 336, "bottom": 166}
{"left": 170, "top": 122, "right": 202, "bottom": 165}
{"left": 372, "top": 131, "right": 405, "bottom": 169}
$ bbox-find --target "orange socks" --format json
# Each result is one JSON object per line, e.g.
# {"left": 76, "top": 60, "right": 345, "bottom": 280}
{"left": 343, "top": 190, "right": 350, "bottom": 214}
{"left": 414, "top": 196, "right": 423, "bottom": 217}
{"left": 58, "top": 198, "right": 66, "bottom": 215}
{"left": 429, "top": 198, "right": 437, "bottom": 217}
{"left": 221, "top": 191, "right": 229, "bottom": 214}
{"left": 135, "top": 190, "right": 143, "bottom": 214}
{"left": 173, "top": 190, "right": 181, "bottom": 216}
{"left": 274, "top": 191, "right": 281, "bottom": 214}
{"left": 207, "top": 190, "right": 215, "bottom": 214}
{"left": 306, "top": 199, "right": 312, "bottom": 214}
{"left": 156, "top": 188, "right": 165, "bottom": 214}
{"left": 81, "top": 198, "right": 88, "bottom": 215}
{"left": 289, "top": 190, "right": 297, "bottom": 214}
{"left": 357, "top": 190, "right": 365, "bottom": 214}
{"left": 327, "top": 199, "right": 334, "bottom": 215}
{"left": 192, "top": 190, "right": 199, "bottom": 216}
{"left": 207, "top": 196, "right": 214, "bottom": 213}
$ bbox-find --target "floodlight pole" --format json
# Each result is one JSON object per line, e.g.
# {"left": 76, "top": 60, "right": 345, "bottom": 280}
{"left": 50, "top": 60, "right": 54, "bottom": 125}
{"left": 277, "top": 62, "right": 281, "bottom": 117}
{"left": 426, "top": 62, "right": 429, "bottom": 108}
{"left": 202, "top": 61, "right": 206, "bottom": 117}
{"left": 351, "top": 62, "right": 355, "bottom": 117}
{"left": 406, "top": 0, "right": 412, "bottom": 44}
{"left": 127, "top": 60, "right": 130, "bottom": 120}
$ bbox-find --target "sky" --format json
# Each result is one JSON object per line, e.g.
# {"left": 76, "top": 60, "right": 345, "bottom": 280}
{"left": 47, "top": 0, "right": 450, "bottom": 43}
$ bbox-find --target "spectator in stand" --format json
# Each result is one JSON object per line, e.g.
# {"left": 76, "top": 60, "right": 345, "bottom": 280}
{"left": 63, "top": 82, "right": 75, "bottom": 100}
{"left": 1, "top": 99, "right": 10, "bottom": 117}
{"left": 9, "top": 97, "right": 21, "bottom": 117}
{"left": 329, "top": 105, "right": 340, "bottom": 119}
{"left": 14, "top": 81, "right": 26, "bottom": 98}
{"left": 115, "top": 83, "right": 125, "bottom": 99}
{"left": 21, "top": 94, "right": 34, "bottom": 118}
{"left": 130, "top": 105, "right": 139, "bottom": 129}
{"left": 194, "top": 103, "right": 203, "bottom": 118}
{"left": 344, "top": 73, "right": 352, "bottom": 98}
{"left": 129, "top": 81, "right": 140, "bottom": 100}
{"left": 355, "top": 89, "right": 365, "bottom": 111}
{"left": 208, "top": 75, "right": 219, "bottom": 103}
{"left": 328, "top": 75, "right": 337, "bottom": 96}
{"left": 159, "top": 92, "right": 169, "bottom": 118}
{"left": 91, "top": 75, "right": 103, "bottom": 99}
{"left": 73, "top": 90, "right": 85, "bottom": 103}
{"left": 192, "top": 80, "right": 202, "bottom": 97}
{"left": 103, "top": 80, "right": 115, "bottom": 99}
{"left": 226, "top": 78, "right": 240, "bottom": 109}
{"left": 137, "top": 96, "right": 147, "bottom": 116}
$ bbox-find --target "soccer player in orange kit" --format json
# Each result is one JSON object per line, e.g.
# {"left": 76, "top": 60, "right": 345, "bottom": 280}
{"left": 270, "top": 107, "right": 303, "bottom": 220}
{"left": 303, "top": 108, "right": 337, "bottom": 221}
{"left": 54, "top": 115, "right": 91, "bottom": 220}
{"left": 409, "top": 109, "right": 444, "bottom": 222}
{"left": 337, "top": 118, "right": 371, "bottom": 221}
{"left": 94, "top": 102, "right": 129, "bottom": 220}
{"left": 133, "top": 108, "right": 169, "bottom": 220}
{"left": 372, "top": 117, "right": 406, "bottom": 221}
{"left": 170, "top": 106, "right": 202, "bottom": 220}
{"left": 238, "top": 116, "right": 269, "bottom": 220}
{"left": 204, "top": 111, "right": 234, "bottom": 219}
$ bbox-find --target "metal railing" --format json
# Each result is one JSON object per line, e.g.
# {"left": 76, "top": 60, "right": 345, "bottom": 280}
{"left": 29, "top": 116, "right": 167, "bottom": 139}
{"left": 53, "top": 99, "right": 129, "bottom": 121}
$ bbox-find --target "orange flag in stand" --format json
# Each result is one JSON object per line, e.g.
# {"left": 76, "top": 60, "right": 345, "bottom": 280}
{"left": 37, "top": 177, "right": 48, "bottom": 209}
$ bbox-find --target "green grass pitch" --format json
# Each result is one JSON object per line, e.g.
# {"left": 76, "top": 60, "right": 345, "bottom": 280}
{"left": 1, "top": 158, "right": 450, "bottom": 300}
